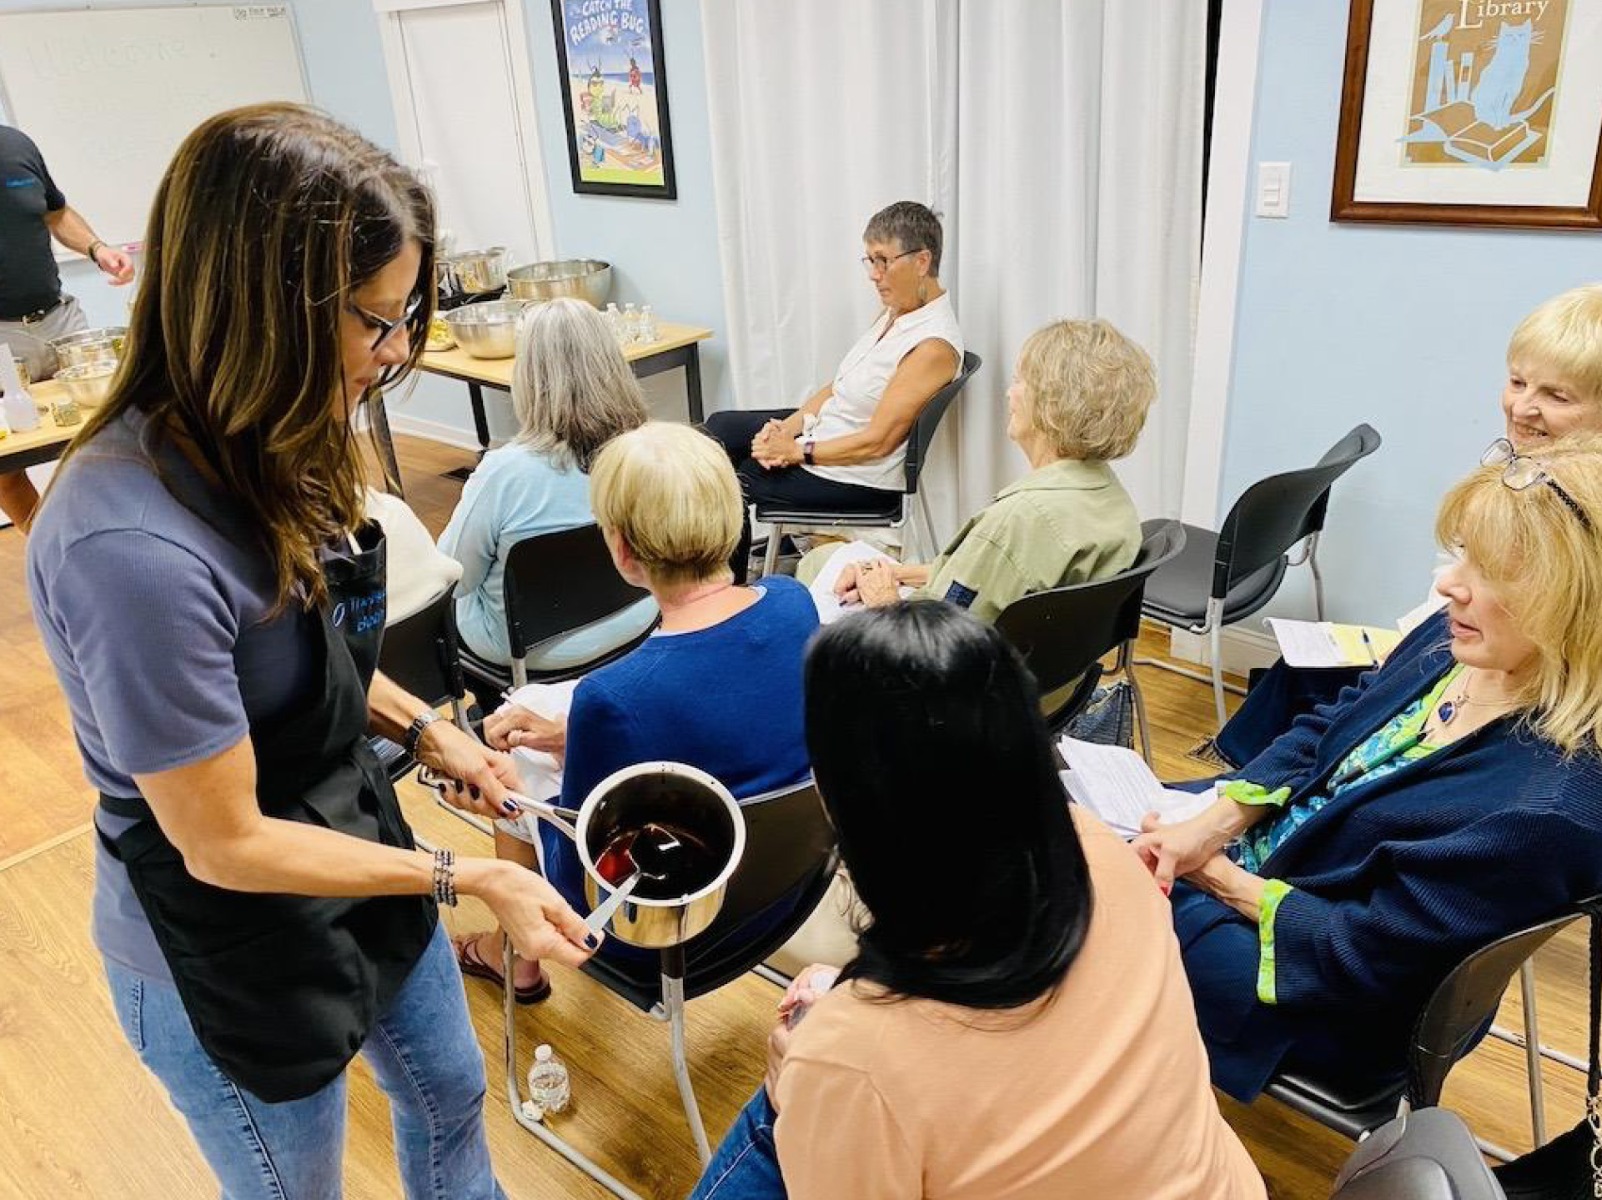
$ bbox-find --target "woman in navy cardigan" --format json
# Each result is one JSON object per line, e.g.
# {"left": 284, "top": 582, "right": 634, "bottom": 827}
{"left": 1134, "top": 437, "right": 1602, "bottom": 1102}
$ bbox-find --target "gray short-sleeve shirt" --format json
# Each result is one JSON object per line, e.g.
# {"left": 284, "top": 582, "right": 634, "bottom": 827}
{"left": 27, "top": 409, "right": 320, "bottom": 978}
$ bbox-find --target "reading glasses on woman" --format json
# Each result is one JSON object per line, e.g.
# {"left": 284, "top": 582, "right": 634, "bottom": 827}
{"left": 859, "top": 248, "right": 920, "bottom": 274}
{"left": 350, "top": 290, "right": 424, "bottom": 350}
{"left": 1482, "top": 436, "right": 1592, "bottom": 529}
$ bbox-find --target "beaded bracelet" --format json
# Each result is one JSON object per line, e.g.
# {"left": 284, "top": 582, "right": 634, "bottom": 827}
{"left": 431, "top": 847, "right": 458, "bottom": 907}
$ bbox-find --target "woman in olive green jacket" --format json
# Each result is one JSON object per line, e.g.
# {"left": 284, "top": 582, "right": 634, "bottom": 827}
{"left": 800, "top": 317, "right": 1154, "bottom": 625}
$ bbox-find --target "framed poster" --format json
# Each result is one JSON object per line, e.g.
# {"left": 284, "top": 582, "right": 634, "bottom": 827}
{"left": 549, "top": 0, "right": 677, "bottom": 199}
{"left": 1331, "top": 0, "right": 1602, "bottom": 227}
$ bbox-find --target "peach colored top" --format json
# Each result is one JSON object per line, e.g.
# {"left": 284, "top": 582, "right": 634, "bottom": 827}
{"left": 772, "top": 808, "right": 1265, "bottom": 1199}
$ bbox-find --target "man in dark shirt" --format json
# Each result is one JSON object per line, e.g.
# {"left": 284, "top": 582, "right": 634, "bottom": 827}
{"left": 1, "top": 124, "right": 133, "bottom": 531}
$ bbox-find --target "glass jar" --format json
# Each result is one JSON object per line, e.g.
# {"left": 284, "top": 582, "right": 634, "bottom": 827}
{"left": 49, "top": 392, "right": 82, "bottom": 427}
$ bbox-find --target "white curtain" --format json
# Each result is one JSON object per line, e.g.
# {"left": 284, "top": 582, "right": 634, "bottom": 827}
{"left": 701, "top": 0, "right": 1203, "bottom": 539}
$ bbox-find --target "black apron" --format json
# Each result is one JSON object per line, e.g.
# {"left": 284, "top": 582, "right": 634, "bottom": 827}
{"left": 98, "top": 523, "right": 437, "bottom": 1103}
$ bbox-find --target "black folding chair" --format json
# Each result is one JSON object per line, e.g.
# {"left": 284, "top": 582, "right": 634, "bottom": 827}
{"left": 1264, "top": 900, "right": 1597, "bottom": 1162}
{"left": 994, "top": 519, "right": 1186, "bottom": 759}
{"left": 1328, "top": 1109, "right": 1505, "bottom": 1200}
{"left": 753, "top": 351, "right": 982, "bottom": 576}
{"left": 458, "top": 523, "right": 658, "bottom": 703}
{"left": 501, "top": 777, "right": 838, "bottom": 1198}
{"left": 1141, "top": 424, "right": 1382, "bottom": 728}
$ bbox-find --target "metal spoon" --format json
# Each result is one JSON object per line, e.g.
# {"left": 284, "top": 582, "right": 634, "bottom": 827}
{"left": 584, "top": 868, "right": 644, "bottom": 935}
{"left": 582, "top": 826, "right": 686, "bottom": 935}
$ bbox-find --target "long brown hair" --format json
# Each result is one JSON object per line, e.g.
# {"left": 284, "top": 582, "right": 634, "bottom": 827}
{"left": 64, "top": 103, "right": 435, "bottom": 610}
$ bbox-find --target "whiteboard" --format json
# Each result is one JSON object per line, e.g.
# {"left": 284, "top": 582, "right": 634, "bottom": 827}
{"left": 0, "top": 5, "right": 309, "bottom": 250}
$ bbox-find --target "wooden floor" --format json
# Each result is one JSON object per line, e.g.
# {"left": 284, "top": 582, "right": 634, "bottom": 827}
{"left": 0, "top": 431, "right": 1587, "bottom": 1198}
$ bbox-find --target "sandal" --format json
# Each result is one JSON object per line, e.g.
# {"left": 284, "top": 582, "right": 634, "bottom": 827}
{"left": 452, "top": 932, "right": 552, "bottom": 1005}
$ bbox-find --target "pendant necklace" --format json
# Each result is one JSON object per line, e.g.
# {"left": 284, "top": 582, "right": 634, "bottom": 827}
{"left": 1436, "top": 669, "right": 1502, "bottom": 728}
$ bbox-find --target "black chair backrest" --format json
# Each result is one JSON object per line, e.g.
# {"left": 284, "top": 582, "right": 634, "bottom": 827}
{"left": 995, "top": 518, "right": 1187, "bottom": 698}
{"left": 904, "top": 351, "right": 982, "bottom": 494}
{"left": 685, "top": 778, "right": 837, "bottom": 971}
{"left": 1408, "top": 901, "right": 1595, "bottom": 1108}
{"left": 1212, "top": 423, "right": 1381, "bottom": 599}
{"left": 376, "top": 586, "right": 465, "bottom": 709}
{"left": 502, "top": 524, "right": 653, "bottom": 660}
{"left": 1330, "top": 1109, "right": 1505, "bottom": 1200}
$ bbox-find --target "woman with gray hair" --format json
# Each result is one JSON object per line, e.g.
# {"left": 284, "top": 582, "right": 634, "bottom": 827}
{"left": 437, "top": 295, "right": 655, "bottom": 671}
{"left": 705, "top": 200, "right": 965, "bottom": 580}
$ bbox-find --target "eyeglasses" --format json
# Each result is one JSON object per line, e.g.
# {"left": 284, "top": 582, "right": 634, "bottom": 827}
{"left": 1481, "top": 437, "right": 1592, "bottom": 530}
{"left": 860, "top": 249, "right": 921, "bottom": 275}
{"left": 348, "top": 292, "right": 424, "bottom": 351}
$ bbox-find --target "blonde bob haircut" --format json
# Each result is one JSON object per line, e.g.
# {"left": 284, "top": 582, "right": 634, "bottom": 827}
{"left": 512, "top": 297, "right": 647, "bottom": 471}
{"left": 589, "top": 422, "right": 743, "bottom": 588}
{"left": 1435, "top": 434, "right": 1602, "bottom": 755}
{"left": 1015, "top": 318, "right": 1156, "bottom": 461}
{"left": 1507, "top": 284, "right": 1602, "bottom": 404}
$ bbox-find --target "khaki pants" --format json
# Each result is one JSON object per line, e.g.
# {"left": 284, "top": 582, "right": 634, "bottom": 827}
{"left": 0, "top": 295, "right": 88, "bottom": 382}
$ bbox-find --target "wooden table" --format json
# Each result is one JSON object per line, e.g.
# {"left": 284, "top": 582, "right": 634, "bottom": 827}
{"left": 0, "top": 381, "right": 88, "bottom": 471}
{"left": 418, "top": 320, "right": 713, "bottom": 459}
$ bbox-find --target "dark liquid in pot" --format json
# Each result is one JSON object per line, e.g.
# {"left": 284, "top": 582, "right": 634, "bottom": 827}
{"left": 595, "top": 822, "right": 724, "bottom": 900}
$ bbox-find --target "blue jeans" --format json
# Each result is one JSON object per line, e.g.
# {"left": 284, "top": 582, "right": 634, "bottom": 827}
{"left": 105, "top": 921, "right": 505, "bottom": 1200}
{"left": 689, "top": 1087, "right": 786, "bottom": 1200}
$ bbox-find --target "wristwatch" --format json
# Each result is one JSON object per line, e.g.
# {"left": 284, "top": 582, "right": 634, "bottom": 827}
{"left": 85, "top": 239, "right": 106, "bottom": 266}
{"left": 801, "top": 437, "right": 817, "bottom": 466}
{"left": 402, "top": 710, "right": 441, "bottom": 757}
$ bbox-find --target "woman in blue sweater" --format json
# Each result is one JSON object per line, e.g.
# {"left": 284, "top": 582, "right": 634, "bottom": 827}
{"left": 457, "top": 422, "right": 818, "bottom": 995}
{"left": 1134, "top": 436, "right": 1602, "bottom": 1102}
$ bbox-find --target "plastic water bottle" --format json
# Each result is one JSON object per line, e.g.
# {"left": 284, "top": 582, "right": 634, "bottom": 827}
{"left": 622, "top": 302, "right": 640, "bottom": 343}
{"left": 638, "top": 304, "right": 657, "bottom": 344}
{"left": 606, "top": 302, "right": 625, "bottom": 344}
{"left": 527, "top": 1044, "right": 570, "bottom": 1114}
{"left": 2, "top": 387, "right": 38, "bottom": 433}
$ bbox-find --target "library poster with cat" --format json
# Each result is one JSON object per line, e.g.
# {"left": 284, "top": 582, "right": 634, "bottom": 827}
{"left": 1332, "top": 0, "right": 1602, "bottom": 227}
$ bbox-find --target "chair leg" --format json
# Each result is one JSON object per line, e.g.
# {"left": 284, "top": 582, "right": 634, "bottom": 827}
{"left": 501, "top": 940, "right": 643, "bottom": 1199}
{"left": 1120, "top": 642, "right": 1155, "bottom": 765}
{"left": 1519, "top": 958, "right": 1548, "bottom": 1146}
{"left": 914, "top": 490, "right": 937, "bottom": 560}
{"left": 1308, "top": 535, "right": 1327, "bottom": 622}
{"left": 761, "top": 522, "right": 784, "bottom": 580}
{"left": 663, "top": 972, "right": 713, "bottom": 1165}
{"left": 1209, "top": 620, "right": 1228, "bottom": 730}
{"left": 435, "top": 794, "right": 496, "bottom": 838}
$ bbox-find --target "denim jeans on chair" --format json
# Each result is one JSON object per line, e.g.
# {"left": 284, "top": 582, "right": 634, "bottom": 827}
{"left": 688, "top": 1086, "right": 787, "bottom": 1200}
{"left": 104, "top": 920, "right": 506, "bottom": 1200}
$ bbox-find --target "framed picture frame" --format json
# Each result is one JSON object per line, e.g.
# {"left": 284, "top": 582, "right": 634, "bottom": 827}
{"left": 1331, "top": 0, "right": 1602, "bottom": 228}
{"left": 549, "top": 0, "right": 677, "bottom": 199}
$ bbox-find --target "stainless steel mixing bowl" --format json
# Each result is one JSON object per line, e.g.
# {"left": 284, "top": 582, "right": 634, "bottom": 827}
{"left": 505, "top": 260, "right": 613, "bottom": 308}
{"left": 441, "top": 298, "right": 527, "bottom": 359}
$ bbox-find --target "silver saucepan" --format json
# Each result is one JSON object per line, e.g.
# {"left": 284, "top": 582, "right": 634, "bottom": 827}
{"left": 421, "top": 760, "right": 746, "bottom": 950}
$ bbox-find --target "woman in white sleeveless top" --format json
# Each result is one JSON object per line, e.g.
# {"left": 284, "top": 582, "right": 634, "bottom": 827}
{"left": 706, "top": 201, "right": 965, "bottom": 580}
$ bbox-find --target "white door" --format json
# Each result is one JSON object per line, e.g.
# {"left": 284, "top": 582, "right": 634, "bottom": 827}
{"left": 375, "top": 0, "right": 554, "bottom": 263}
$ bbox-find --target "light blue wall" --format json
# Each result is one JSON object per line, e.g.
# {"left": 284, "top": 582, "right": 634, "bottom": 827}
{"left": 401, "top": 0, "right": 729, "bottom": 438}
{"left": 16, "top": 0, "right": 727, "bottom": 439}
{"left": 525, "top": 0, "right": 728, "bottom": 408}
{"left": 1220, "top": 0, "right": 1598, "bottom": 624}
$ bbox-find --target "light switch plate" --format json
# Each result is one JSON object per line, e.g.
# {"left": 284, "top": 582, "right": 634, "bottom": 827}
{"left": 1256, "top": 161, "right": 1291, "bottom": 218}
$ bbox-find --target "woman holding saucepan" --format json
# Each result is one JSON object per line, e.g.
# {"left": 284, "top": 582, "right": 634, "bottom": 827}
{"left": 26, "top": 105, "right": 594, "bottom": 1197}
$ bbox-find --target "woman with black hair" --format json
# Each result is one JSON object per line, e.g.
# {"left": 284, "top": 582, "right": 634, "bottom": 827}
{"left": 690, "top": 604, "right": 1263, "bottom": 1200}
